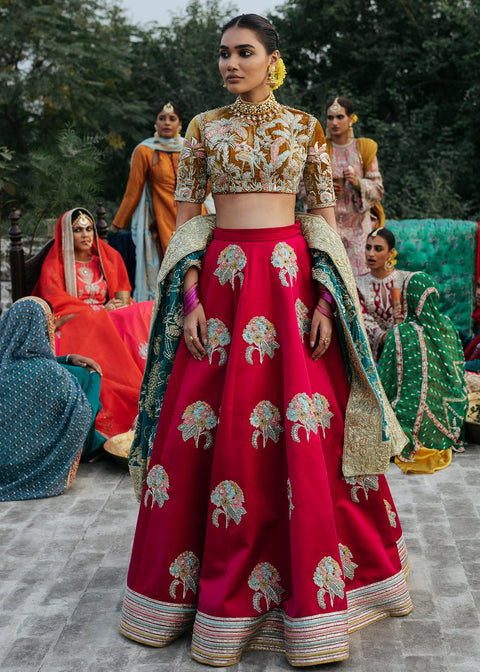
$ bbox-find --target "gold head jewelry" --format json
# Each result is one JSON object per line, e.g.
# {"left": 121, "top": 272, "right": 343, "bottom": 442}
{"left": 72, "top": 212, "right": 93, "bottom": 229}
{"left": 162, "top": 103, "right": 174, "bottom": 114}
{"left": 329, "top": 98, "right": 343, "bottom": 115}
{"left": 370, "top": 229, "right": 379, "bottom": 237}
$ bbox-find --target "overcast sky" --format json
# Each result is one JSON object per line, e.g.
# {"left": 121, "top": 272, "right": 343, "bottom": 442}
{"left": 118, "top": 0, "right": 279, "bottom": 27}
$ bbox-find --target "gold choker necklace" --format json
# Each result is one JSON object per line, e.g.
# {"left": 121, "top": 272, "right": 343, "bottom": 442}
{"left": 230, "top": 93, "right": 281, "bottom": 124}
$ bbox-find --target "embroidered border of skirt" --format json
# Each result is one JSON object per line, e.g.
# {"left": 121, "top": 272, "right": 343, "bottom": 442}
{"left": 120, "top": 537, "right": 412, "bottom": 667}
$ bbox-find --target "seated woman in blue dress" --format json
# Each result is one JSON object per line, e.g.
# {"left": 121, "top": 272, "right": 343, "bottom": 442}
{"left": 0, "top": 297, "right": 104, "bottom": 501}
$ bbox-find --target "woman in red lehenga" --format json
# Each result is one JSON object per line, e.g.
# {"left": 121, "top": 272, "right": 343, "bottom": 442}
{"left": 34, "top": 208, "right": 153, "bottom": 437}
{"left": 120, "top": 14, "right": 412, "bottom": 667}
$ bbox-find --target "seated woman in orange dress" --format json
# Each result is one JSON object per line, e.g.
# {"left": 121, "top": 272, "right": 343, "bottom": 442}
{"left": 34, "top": 208, "right": 153, "bottom": 438}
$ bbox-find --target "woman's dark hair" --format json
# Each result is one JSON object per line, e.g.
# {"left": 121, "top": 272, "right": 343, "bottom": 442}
{"left": 325, "top": 97, "right": 354, "bottom": 116}
{"left": 367, "top": 227, "right": 396, "bottom": 250}
{"left": 155, "top": 103, "right": 182, "bottom": 122}
{"left": 221, "top": 14, "right": 279, "bottom": 54}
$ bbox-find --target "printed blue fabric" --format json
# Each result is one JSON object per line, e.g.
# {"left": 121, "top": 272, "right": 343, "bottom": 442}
{"left": 0, "top": 299, "right": 92, "bottom": 500}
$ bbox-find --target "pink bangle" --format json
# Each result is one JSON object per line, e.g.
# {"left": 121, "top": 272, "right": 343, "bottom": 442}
{"left": 183, "top": 282, "right": 200, "bottom": 316}
{"left": 315, "top": 304, "right": 333, "bottom": 320}
{"left": 184, "top": 281, "right": 198, "bottom": 296}
{"left": 318, "top": 289, "right": 336, "bottom": 309}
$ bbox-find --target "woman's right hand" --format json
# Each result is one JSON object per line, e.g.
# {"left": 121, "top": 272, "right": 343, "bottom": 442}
{"left": 392, "top": 304, "right": 404, "bottom": 322}
{"left": 184, "top": 303, "right": 208, "bottom": 360}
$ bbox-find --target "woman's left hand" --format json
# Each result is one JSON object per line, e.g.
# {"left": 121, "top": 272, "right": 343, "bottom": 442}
{"left": 67, "top": 354, "right": 103, "bottom": 375}
{"left": 310, "top": 302, "right": 333, "bottom": 361}
{"left": 104, "top": 299, "right": 124, "bottom": 311}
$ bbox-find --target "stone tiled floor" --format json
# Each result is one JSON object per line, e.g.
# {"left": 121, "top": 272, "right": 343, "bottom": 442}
{"left": 1, "top": 446, "right": 480, "bottom": 672}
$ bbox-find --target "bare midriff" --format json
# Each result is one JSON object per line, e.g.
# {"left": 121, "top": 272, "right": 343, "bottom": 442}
{"left": 213, "top": 192, "right": 296, "bottom": 229}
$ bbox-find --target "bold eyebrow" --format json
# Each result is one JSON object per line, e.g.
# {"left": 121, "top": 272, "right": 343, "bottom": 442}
{"left": 219, "top": 43, "right": 256, "bottom": 50}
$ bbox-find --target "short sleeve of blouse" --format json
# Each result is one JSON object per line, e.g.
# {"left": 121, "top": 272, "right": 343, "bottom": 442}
{"left": 302, "top": 119, "right": 336, "bottom": 209}
{"left": 174, "top": 115, "right": 208, "bottom": 203}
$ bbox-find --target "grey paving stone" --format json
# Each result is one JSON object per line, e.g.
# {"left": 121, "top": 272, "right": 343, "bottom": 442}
{"left": 402, "top": 656, "right": 449, "bottom": 672}
{"left": 0, "top": 637, "right": 51, "bottom": 670}
{"left": 443, "top": 629, "right": 480, "bottom": 660}
{"left": 1, "top": 453, "right": 480, "bottom": 672}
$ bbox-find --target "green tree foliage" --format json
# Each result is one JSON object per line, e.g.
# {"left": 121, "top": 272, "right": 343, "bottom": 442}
{"left": 1, "top": 0, "right": 479, "bottom": 226}
{"left": 125, "top": 0, "right": 235, "bottom": 124}
{"left": 21, "top": 127, "right": 103, "bottom": 247}
{"left": 0, "top": 147, "right": 17, "bottom": 211}
{"left": 0, "top": 0, "right": 139, "bottom": 225}
{"left": 0, "top": 0, "right": 136, "bottom": 148}
{"left": 108, "top": 0, "right": 235, "bottom": 205}
{"left": 271, "top": 0, "right": 480, "bottom": 219}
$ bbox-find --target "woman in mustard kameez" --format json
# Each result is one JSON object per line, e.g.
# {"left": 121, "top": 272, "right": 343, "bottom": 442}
{"left": 326, "top": 97, "right": 385, "bottom": 276}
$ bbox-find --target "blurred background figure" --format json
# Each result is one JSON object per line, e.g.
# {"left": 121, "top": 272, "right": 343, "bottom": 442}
{"left": 111, "top": 102, "right": 210, "bottom": 301}
{"left": 326, "top": 96, "right": 385, "bottom": 275}
{"left": 378, "top": 272, "right": 468, "bottom": 474}
{"left": 356, "top": 228, "right": 412, "bottom": 361}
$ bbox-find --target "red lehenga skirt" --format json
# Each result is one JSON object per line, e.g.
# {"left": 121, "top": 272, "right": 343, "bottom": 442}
{"left": 120, "top": 223, "right": 412, "bottom": 666}
{"left": 55, "top": 301, "right": 153, "bottom": 437}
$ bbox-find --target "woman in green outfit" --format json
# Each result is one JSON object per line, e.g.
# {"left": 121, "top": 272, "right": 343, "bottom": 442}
{"left": 378, "top": 272, "right": 468, "bottom": 474}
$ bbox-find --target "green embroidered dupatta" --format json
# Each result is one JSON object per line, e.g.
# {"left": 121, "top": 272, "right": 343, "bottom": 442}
{"left": 128, "top": 214, "right": 406, "bottom": 500}
{"left": 378, "top": 272, "right": 468, "bottom": 461}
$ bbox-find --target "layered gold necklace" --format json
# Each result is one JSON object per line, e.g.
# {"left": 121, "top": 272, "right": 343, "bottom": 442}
{"left": 230, "top": 92, "right": 281, "bottom": 124}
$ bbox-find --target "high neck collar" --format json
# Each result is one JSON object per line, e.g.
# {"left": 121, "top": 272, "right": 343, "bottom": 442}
{"left": 230, "top": 92, "right": 281, "bottom": 124}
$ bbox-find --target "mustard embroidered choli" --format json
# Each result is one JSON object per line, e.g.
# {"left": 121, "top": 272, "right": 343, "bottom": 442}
{"left": 175, "top": 103, "right": 336, "bottom": 207}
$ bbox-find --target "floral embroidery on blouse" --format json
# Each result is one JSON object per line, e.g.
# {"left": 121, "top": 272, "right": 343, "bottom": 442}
{"left": 175, "top": 105, "right": 335, "bottom": 208}
{"left": 175, "top": 136, "right": 207, "bottom": 202}
{"left": 250, "top": 400, "right": 284, "bottom": 448}
{"left": 211, "top": 480, "right": 247, "bottom": 528}
{"left": 243, "top": 316, "right": 280, "bottom": 364}
{"left": 144, "top": 464, "right": 170, "bottom": 509}
{"left": 178, "top": 400, "right": 218, "bottom": 449}
{"left": 384, "top": 499, "right": 397, "bottom": 528}
{"left": 138, "top": 342, "right": 148, "bottom": 360}
{"left": 344, "top": 474, "right": 379, "bottom": 503}
{"left": 248, "top": 562, "right": 285, "bottom": 613}
{"left": 286, "top": 392, "right": 334, "bottom": 441}
{"left": 339, "top": 543, "right": 358, "bottom": 581}
{"left": 295, "top": 299, "right": 311, "bottom": 340}
{"left": 313, "top": 556, "right": 345, "bottom": 609}
{"left": 206, "top": 318, "right": 231, "bottom": 365}
{"left": 75, "top": 257, "right": 107, "bottom": 305}
{"left": 271, "top": 242, "right": 299, "bottom": 287}
{"left": 169, "top": 551, "right": 200, "bottom": 600}
{"left": 287, "top": 478, "right": 294, "bottom": 519}
{"left": 213, "top": 244, "right": 247, "bottom": 289}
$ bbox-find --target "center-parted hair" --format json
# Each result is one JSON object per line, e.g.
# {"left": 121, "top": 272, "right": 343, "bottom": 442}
{"left": 325, "top": 97, "right": 354, "bottom": 116}
{"left": 221, "top": 14, "right": 279, "bottom": 54}
{"left": 155, "top": 103, "right": 183, "bottom": 122}
{"left": 368, "top": 227, "right": 396, "bottom": 250}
